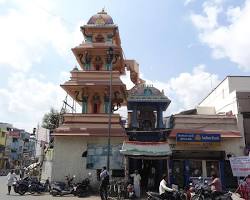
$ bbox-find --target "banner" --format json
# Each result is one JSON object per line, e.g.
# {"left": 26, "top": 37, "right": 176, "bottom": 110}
{"left": 229, "top": 156, "right": 250, "bottom": 177}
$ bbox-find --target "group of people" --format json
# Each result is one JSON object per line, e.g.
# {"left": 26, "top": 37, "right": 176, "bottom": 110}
{"left": 99, "top": 166, "right": 223, "bottom": 200}
{"left": 99, "top": 167, "right": 142, "bottom": 200}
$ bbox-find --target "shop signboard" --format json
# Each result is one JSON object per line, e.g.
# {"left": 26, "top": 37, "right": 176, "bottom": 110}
{"left": 229, "top": 156, "right": 250, "bottom": 177}
{"left": 176, "top": 133, "right": 221, "bottom": 144}
{"left": 8, "top": 131, "right": 20, "bottom": 138}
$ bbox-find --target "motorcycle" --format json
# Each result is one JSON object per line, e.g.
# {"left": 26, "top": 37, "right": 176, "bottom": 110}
{"left": 191, "top": 180, "right": 232, "bottom": 200}
{"left": 28, "top": 178, "right": 50, "bottom": 194}
{"left": 147, "top": 190, "right": 187, "bottom": 200}
{"left": 13, "top": 176, "right": 30, "bottom": 195}
{"left": 74, "top": 177, "right": 91, "bottom": 197}
{"left": 50, "top": 175, "right": 76, "bottom": 196}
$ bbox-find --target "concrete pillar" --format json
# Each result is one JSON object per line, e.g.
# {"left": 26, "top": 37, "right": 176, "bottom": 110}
{"left": 131, "top": 106, "right": 137, "bottom": 128}
{"left": 157, "top": 107, "right": 164, "bottom": 128}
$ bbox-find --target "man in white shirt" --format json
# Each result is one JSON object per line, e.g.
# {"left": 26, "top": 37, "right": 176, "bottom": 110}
{"left": 130, "top": 170, "right": 141, "bottom": 198}
{"left": 159, "top": 174, "right": 175, "bottom": 200}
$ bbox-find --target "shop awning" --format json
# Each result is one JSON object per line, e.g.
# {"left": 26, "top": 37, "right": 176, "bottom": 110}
{"left": 120, "top": 141, "right": 172, "bottom": 157}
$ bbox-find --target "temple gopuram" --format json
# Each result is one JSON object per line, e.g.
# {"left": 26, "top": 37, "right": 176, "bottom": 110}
{"left": 51, "top": 10, "right": 140, "bottom": 187}
{"left": 121, "top": 84, "right": 172, "bottom": 191}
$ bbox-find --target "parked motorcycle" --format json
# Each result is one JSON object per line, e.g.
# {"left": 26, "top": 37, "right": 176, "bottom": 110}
{"left": 50, "top": 175, "right": 76, "bottom": 196}
{"left": 74, "top": 177, "right": 91, "bottom": 197}
{"left": 191, "top": 180, "right": 232, "bottom": 200}
{"left": 13, "top": 176, "right": 30, "bottom": 195}
{"left": 147, "top": 190, "right": 187, "bottom": 200}
{"left": 28, "top": 178, "right": 50, "bottom": 194}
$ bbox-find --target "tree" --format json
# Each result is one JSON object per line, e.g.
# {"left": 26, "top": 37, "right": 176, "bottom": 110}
{"left": 42, "top": 108, "right": 61, "bottom": 131}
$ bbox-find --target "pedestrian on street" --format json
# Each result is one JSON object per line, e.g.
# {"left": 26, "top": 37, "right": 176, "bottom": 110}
{"left": 130, "top": 170, "right": 141, "bottom": 198}
{"left": 6, "top": 169, "right": 17, "bottom": 195}
{"left": 100, "top": 166, "right": 109, "bottom": 200}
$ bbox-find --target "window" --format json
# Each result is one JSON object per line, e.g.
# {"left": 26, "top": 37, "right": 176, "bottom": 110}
{"left": 206, "top": 161, "right": 219, "bottom": 177}
{"left": 189, "top": 160, "right": 202, "bottom": 177}
{"left": 112, "top": 169, "right": 125, "bottom": 177}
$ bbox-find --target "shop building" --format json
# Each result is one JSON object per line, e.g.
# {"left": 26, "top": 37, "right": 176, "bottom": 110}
{"left": 167, "top": 113, "right": 244, "bottom": 189}
{"left": 0, "top": 123, "right": 12, "bottom": 169}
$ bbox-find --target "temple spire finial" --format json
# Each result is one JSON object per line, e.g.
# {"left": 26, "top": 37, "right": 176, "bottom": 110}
{"left": 98, "top": 7, "right": 107, "bottom": 14}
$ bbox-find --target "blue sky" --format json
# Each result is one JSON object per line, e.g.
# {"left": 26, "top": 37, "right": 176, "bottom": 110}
{"left": 0, "top": 0, "right": 250, "bottom": 132}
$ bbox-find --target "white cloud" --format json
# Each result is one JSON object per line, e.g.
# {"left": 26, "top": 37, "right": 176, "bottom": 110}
{"left": 191, "top": 0, "right": 250, "bottom": 71}
{"left": 0, "top": 0, "right": 82, "bottom": 71}
{"left": 0, "top": 72, "right": 65, "bottom": 132}
{"left": 117, "top": 65, "right": 220, "bottom": 119}
{"left": 184, "top": 0, "right": 196, "bottom": 6}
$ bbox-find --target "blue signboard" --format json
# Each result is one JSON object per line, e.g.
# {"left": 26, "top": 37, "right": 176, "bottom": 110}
{"left": 176, "top": 133, "right": 221, "bottom": 143}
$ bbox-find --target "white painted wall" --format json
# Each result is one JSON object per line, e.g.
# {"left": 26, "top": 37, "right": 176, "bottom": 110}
{"left": 199, "top": 76, "right": 250, "bottom": 115}
{"left": 52, "top": 136, "right": 123, "bottom": 189}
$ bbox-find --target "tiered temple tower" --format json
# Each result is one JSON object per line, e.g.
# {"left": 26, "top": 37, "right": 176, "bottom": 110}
{"left": 52, "top": 10, "right": 139, "bottom": 184}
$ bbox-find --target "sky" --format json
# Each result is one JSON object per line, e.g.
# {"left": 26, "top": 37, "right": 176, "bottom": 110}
{"left": 0, "top": 0, "right": 250, "bottom": 132}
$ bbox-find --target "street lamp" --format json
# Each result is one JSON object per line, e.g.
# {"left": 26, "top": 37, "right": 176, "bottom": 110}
{"left": 107, "top": 47, "right": 114, "bottom": 172}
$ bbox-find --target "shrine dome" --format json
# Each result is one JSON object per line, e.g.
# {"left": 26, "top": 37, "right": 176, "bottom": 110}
{"left": 87, "top": 9, "right": 114, "bottom": 25}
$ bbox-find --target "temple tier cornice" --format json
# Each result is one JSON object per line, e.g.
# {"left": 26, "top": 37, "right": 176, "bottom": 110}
{"left": 53, "top": 113, "right": 126, "bottom": 137}
{"left": 71, "top": 45, "right": 124, "bottom": 73}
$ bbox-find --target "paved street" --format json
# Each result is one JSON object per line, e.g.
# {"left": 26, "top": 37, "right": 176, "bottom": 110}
{"left": 0, "top": 176, "right": 100, "bottom": 200}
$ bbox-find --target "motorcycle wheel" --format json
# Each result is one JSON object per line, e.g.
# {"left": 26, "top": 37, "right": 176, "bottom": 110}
{"left": 18, "top": 188, "right": 26, "bottom": 195}
{"left": 191, "top": 195, "right": 204, "bottom": 200}
{"left": 18, "top": 185, "right": 27, "bottom": 195}
{"left": 51, "top": 190, "right": 58, "bottom": 196}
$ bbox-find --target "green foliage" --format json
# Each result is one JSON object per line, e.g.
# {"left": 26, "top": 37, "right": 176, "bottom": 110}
{"left": 41, "top": 108, "right": 60, "bottom": 130}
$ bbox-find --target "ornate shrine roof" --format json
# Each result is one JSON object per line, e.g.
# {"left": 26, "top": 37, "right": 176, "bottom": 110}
{"left": 128, "top": 84, "right": 171, "bottom": 103}
{"left": 87, "top": 9, "right": 114, "bottom": 25}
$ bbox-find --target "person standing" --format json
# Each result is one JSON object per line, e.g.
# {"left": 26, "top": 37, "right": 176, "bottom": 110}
{"left": 209, "top": 172, "right": 222, "bottom": 200}
{"left": 130, "top": 170, "right": 141, "bottom": 198}
{"left": 6, "top": 170, "right": 17, "bottom": 195}
{"left": 100, "top": 166, "right": 109, "bottom": 200}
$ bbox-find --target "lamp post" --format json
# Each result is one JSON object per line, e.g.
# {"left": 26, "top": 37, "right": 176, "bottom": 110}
{"left": 107, "top": 47, "right": 114, "bottom": 172}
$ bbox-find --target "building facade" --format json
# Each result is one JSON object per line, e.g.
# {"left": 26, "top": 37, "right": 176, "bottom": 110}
{"left": 198, "top": 76, "right": 250, "bottom": 153}
{"left": 0, "top": 123, "right": 12, "bottom": 169}
{"left": 167, "top": 113, "right": 243, "bottom": 189}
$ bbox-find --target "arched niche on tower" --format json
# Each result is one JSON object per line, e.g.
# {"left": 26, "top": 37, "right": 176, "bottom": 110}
{"left": 93, "top": 56, "right": 103, "bottom": 71}
{"left": 92, "top": 93, "right": 101, "bottom": 114}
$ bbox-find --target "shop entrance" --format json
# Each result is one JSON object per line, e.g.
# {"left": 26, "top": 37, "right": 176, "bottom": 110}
{"left": 128, "top": 158, "right": 168, "bottom": 193}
